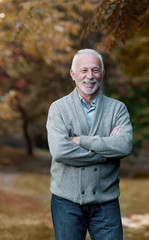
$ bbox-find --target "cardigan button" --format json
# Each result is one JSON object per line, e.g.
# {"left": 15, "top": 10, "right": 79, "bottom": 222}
{"left": 81, "top": 190, "right": 85, "bottom": 195}
{"left": 94, "top": 168, "right": 97, "bottom": 171}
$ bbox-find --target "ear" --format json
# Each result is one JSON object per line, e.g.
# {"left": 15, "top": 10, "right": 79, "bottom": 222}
{"left": 70, "top": 69, "right": 75, "bottom": 81}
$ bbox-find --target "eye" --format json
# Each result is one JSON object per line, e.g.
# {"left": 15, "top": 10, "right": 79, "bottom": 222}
{"left": 93, "top": 69, "right": 99, "bottom": 73}
{"left": 92, "top": 69, "right": 101, "bottom": 73}
{"left": 80, "top": 69, "right": 87, "bottom": 73}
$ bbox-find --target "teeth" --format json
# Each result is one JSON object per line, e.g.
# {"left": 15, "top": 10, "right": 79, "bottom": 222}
{"left": 83, "top": 81, "right": 95, "bottom": 84}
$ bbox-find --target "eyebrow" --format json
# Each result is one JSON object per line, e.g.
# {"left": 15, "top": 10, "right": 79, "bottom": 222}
{"left": 80, "top": 67, "right": 101, "bottom": 71}
{"left": 80, "top": 67, "right": 100, "bottom": 70}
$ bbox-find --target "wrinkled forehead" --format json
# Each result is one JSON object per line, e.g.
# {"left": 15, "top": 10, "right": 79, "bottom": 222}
{"left": 75, "top": 53, "right": 102, "bottom": 69}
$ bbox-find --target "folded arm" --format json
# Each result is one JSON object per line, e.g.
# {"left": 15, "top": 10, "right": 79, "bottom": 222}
{"left": 70, "top": 104, "right": 133, "bottom": 159}
{"left": 70, "top": 126, "right": 121, "bottom": 145}
{"left": 46, "top": 103, "right": 106, "bottom": 167}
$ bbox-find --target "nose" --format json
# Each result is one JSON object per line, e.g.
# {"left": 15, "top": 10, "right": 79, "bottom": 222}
{"left": 86, "top": 70, "right": 94, "bottom": 79}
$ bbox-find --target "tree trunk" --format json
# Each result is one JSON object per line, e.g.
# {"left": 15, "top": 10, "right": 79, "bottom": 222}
{"left": 11, "top": 96, "right": 33, "bottom": 155}
{"left": 18, "top": 105, "right": 33, "bottom": 155}
{"left": 22, "top": 114, "right": 33, "bottom": 155}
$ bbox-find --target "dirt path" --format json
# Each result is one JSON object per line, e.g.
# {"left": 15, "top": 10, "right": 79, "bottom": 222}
{"left": 122, "top": 214, "right": 149, "bottom": 229}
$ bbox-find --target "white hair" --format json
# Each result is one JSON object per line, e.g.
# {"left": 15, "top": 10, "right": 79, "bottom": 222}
{"left": 71, "top": 49, "right": 104, "bottom": 73}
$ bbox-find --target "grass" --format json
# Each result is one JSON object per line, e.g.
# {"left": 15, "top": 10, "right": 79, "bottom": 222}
{"left": 0, "top": 147, "right": 149, "bottom": 240}
{"left": 0, "top": 172, "right": 54, "bottom": 240}
{"left": 0, "top": 224, "right": 51, "bottom": 240}
{"left": 120, "top": 179, "right": 149, "bottom": 216}
{"left": 120, "top": 179, "right": 149, "bottom": 240}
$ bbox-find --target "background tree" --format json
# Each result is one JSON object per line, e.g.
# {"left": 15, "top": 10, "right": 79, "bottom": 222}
{"left": 0, "top": 0, "right": 148, "bottom": 154}
{"left": 87, "top": 0, "right": 149, "bottom": 152}
{"left": 0, "top": 0, "right": 100, "bottom": 154}
{"left": 86, "top": 0, "right": 148, "bottom": 50}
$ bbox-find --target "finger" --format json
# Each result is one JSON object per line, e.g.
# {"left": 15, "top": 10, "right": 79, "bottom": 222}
{"left": 114, "top": 126, "right": 120, "bottom": 135}
{"left": 110, "top": 126, "right": 120, "bottom": 136}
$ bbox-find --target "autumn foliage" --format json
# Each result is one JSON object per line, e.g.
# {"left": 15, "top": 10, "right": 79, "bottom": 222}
{"left": 86, "top": 0, "right": 149, "bottom": 50}
{"left": 0, "top": 0, "right": 148, "bottom": 154}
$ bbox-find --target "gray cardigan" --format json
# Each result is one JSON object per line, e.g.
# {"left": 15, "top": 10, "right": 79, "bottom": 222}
{"left": 46, "top": 88, "right": 133, "bottom": 204}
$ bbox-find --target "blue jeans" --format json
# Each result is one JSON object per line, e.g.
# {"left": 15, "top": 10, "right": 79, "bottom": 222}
{"left": 51, "top": 194, "right": 123, "bottom": 240}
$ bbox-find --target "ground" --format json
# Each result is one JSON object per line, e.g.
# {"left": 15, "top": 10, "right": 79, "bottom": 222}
{"left": 0, "top": 147, "right": 149, "bottom": 240}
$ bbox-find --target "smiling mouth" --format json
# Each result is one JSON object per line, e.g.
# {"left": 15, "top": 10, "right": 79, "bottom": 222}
{"left": 83, "top": 82, "right": 96, "bottom": 88}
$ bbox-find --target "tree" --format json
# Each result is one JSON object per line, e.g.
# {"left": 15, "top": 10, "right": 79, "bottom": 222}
{"left": 0, "top": 0, "right": 99, "bottom": 154}
{"left": 86, "top": 0, "right": 149, "bottom": 50}
{"left": 116, "top": 17, "right": 149, "bottom": 148}
{"left": 86, "top": 0, "right": 149, "bottom": 151}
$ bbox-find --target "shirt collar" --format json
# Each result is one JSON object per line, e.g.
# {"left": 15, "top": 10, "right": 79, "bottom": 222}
{"left": 77, "top": 91, "right": 99, "bottom": 109}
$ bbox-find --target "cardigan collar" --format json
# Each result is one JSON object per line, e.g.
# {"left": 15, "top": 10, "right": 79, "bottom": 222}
{"left": 72, "top": 88, "right": 104, "bottom": 136}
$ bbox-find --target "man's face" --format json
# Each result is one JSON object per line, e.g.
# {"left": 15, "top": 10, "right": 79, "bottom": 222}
{"left": 70, "top": 53, "right": 104, "bottom": 97}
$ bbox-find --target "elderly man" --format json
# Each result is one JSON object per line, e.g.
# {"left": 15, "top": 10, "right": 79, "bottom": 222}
{"left": 46, "top": 49, "right": 133, "bottom": 240}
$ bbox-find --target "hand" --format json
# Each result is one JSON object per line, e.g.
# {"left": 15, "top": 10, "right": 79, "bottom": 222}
{"left": 110, "top": 126, "right": 120, "bottom": 136}
{"left": 70, "top": 136, "right": 80, "bottom": 145}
